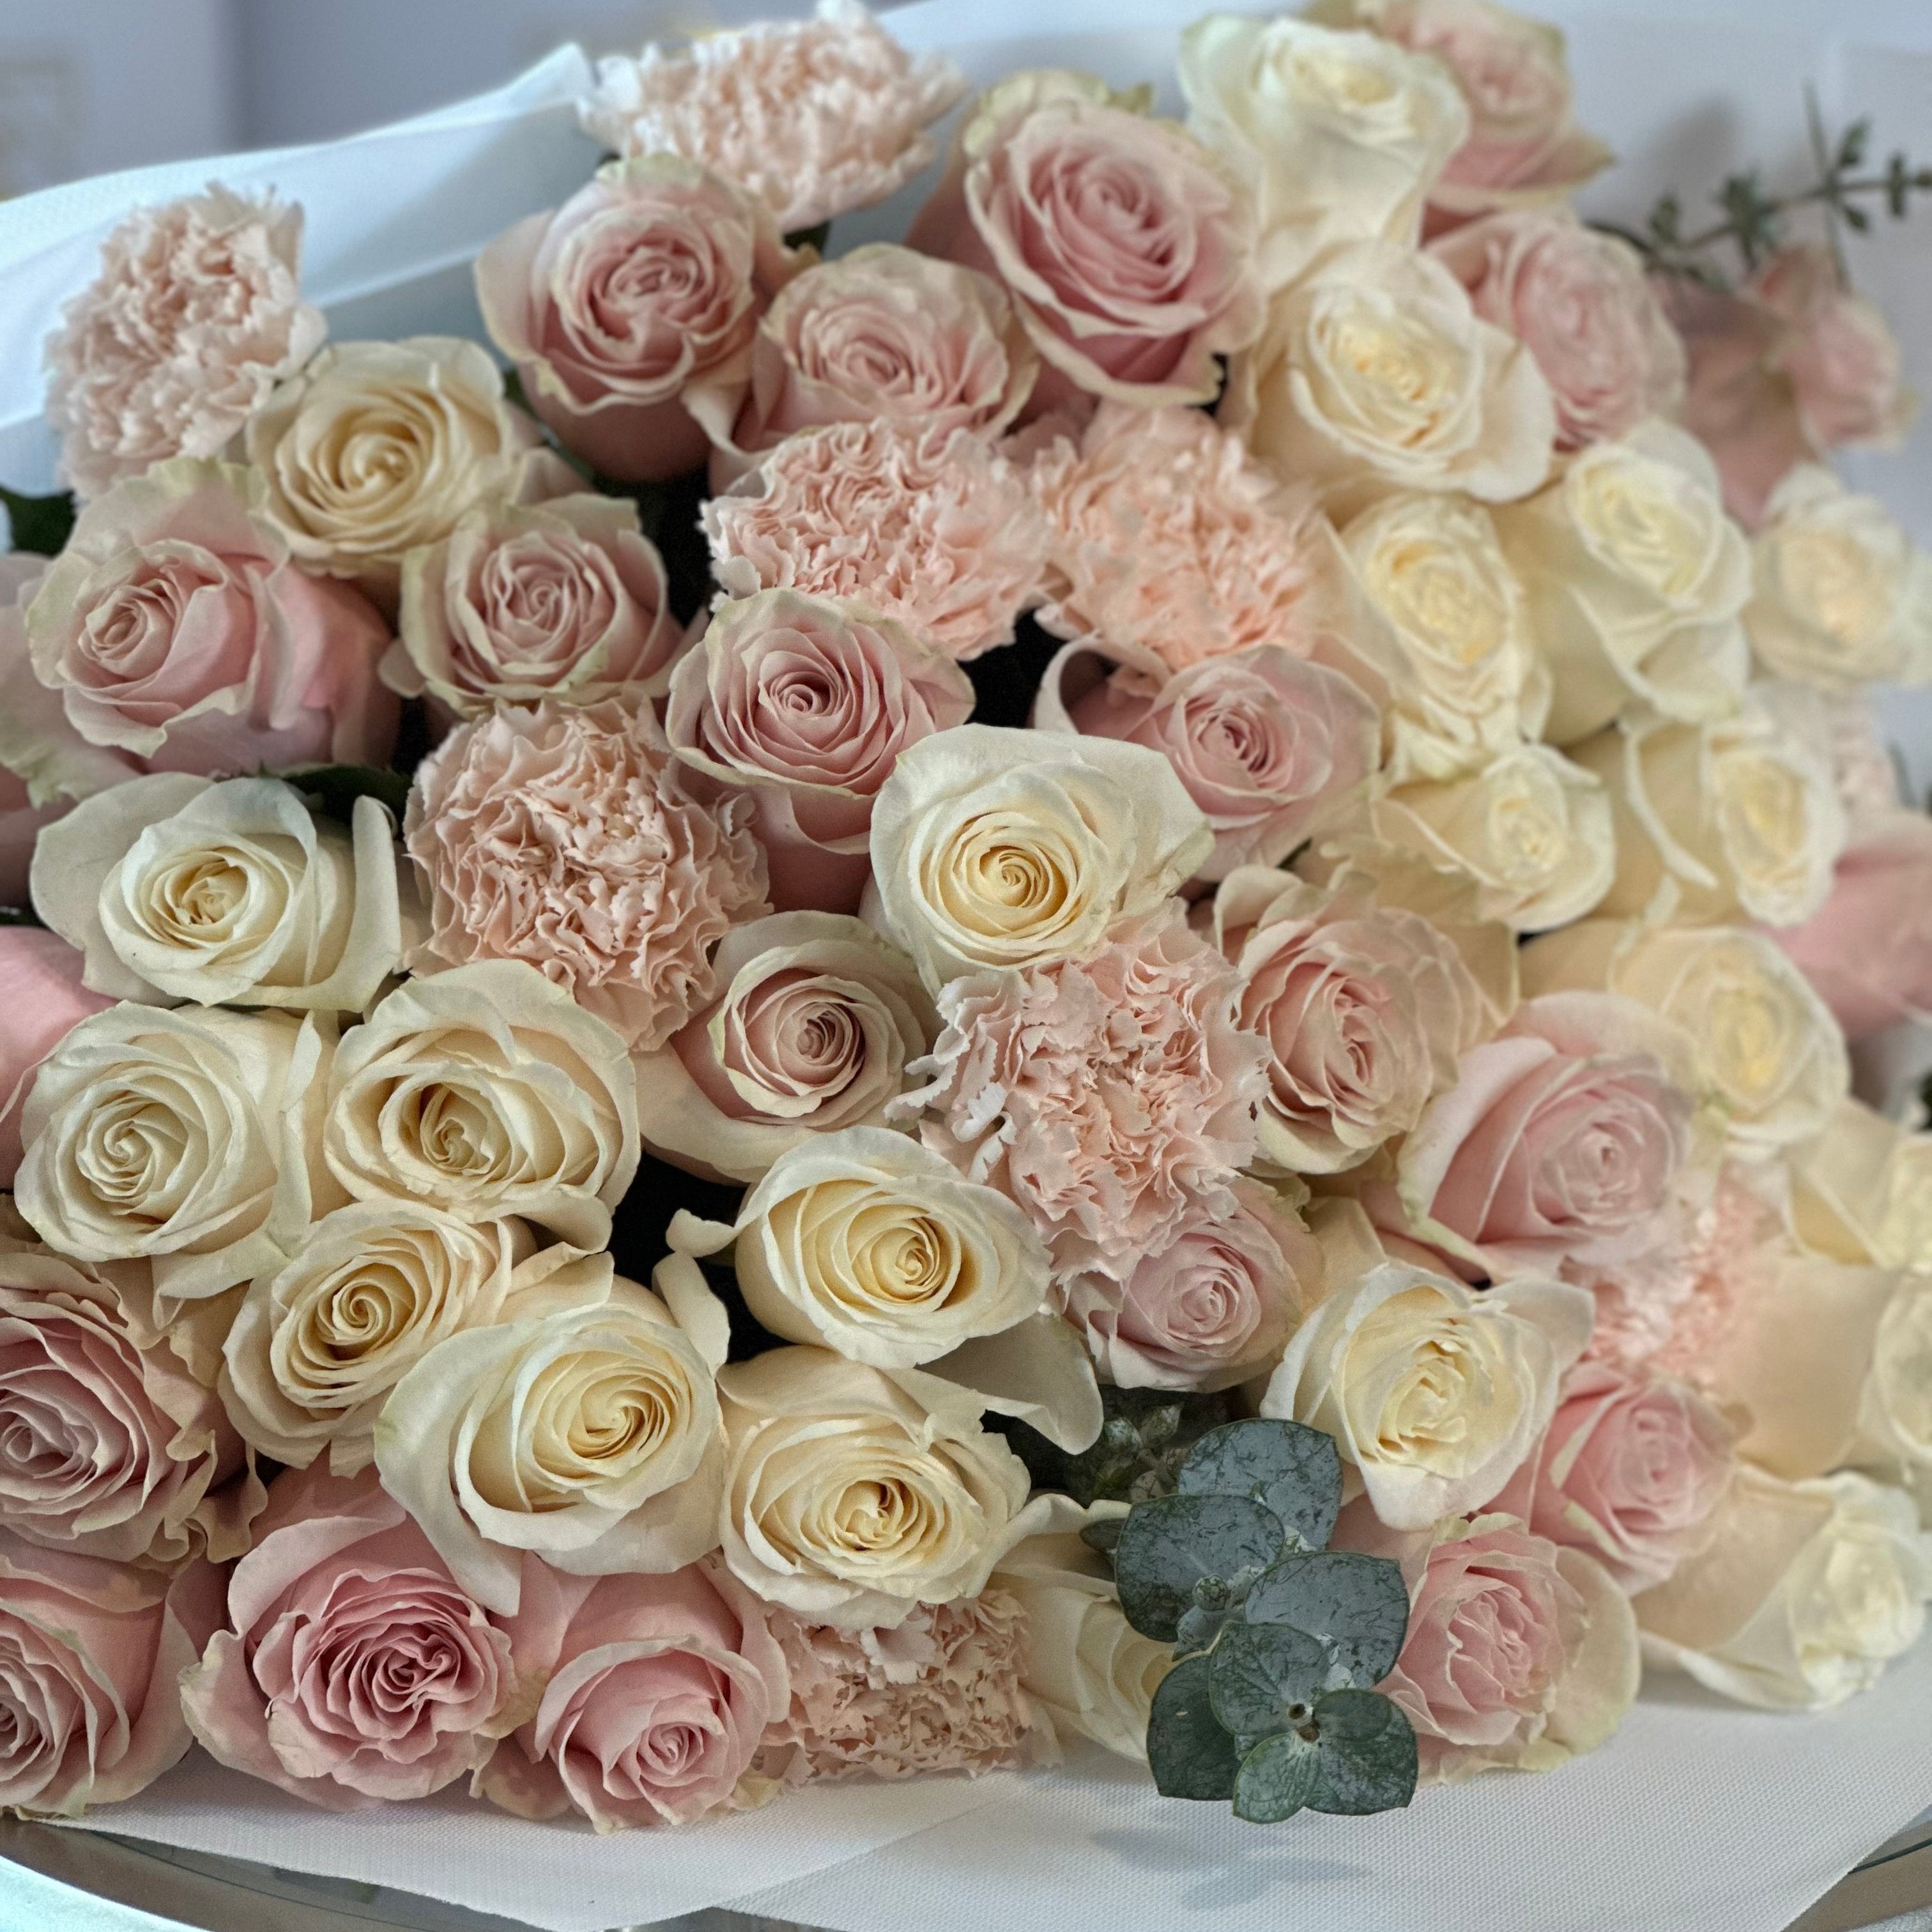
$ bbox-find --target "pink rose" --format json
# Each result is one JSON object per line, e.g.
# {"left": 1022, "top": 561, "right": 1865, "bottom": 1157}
{"left": 1397, "top": 990, "right": 1697, "bottom": 1280}
{"left": 703, "top": 420, "right": 1049, "bottom": 663}
{"left": 404, "top": 700, "right": 769, "bottom": 1052}
{"left": 665, "top": 590, "right": 973, "bottom": 914}
{"left": 903, "top": 911, "right": 1269, "bottom": 1277}
{"left": 0, "top": 459, "right": 394, "bottom": 802}
{"left": 0, "top": 556, "right": 77, "bottom": 889}
{"left": 1430, "top": 210, "right": 1685, "bottom": 448}
{"left": 1487, "top": 1360, "right": 1735, "bottom": 1593}
{"left": 0, "top": 930, "right": 112, "bottom": 1185}
{"left": 475, "top": 157, "right": 801, "bottom": 484}
{"left": 1772, "top": 811, "right": 1932, "bottom": 1041}
{"left": 579, "top": 0, "right": 967, "bottom": 236}
{"left": 1036, "top": 643, "right": 1379, "bottom": 883}
{"left": 1336, "top": 1503, "right": 1639, "bottom": 1782}
{"left": 1027, "top": 402, "right": 1325, "bottom": 671}
{"left": 45, "top": 185, "right": 326, "bottom": 501}
{"left": 0, "top": 1529, "right": 224, "bottom": 1816}
{"left": 686, "top": 245, "right": 1038, "bottom": 485}
{"left": 1054, "top": 1177, "right": 1315, "bottom": 1390}
{"left": 387, "top": 491, "right": 682, "bottom": 717}
{"left": 910, "top": 71, "right": 1262, "bottom": 409}
{"left": 181, "top": 1462, "right": 528, "bottom": 1809}
{"left": 477, "top": 1561, "right": 789, "bottom": 1829}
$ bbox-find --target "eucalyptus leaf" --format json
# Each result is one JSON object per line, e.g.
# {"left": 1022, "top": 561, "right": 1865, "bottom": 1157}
{"left": 1114, "top": 1493, "right": 1283, "bottom": 1644}
{"left": 1146, "top": 1654, "right": 1238, "bottom": 1802}
{"left": 1209, "top": 1622, "right": 1334, "bottom": 1739}
{"left": 1307, "top": 1690, "right": 1418, "bottom": 1816}
{"left": 1232, "top": 1728, "right": 1321, "bottom": 1825}
{"left": 1245, "top": 1550, "right": 1411, "bottom": 1689}
{"left": 1178, "top": 1420, "right": 1342, "bottom": 1553}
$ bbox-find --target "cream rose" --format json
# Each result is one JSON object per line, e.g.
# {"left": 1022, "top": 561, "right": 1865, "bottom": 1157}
{"left": 1786, "top": 1098, "right": 1932, "bottom": 1276}
{"left": 1638, "top": 1466, "right": 1930, "bottom": 1710}
{"left": 1572, "top": 697, "right": 1846, "bottom": 929}
{"left": 1223, "top": 238, "right": 1556, "bottom": 514}
{"left": 323, "top": 961, "right": 639, "bottom": 1249}
{"left": 1259, "top": 1253, "right": 1593, "bottom": 1528}
{"left": 31, "top": 776, "right": 404, "bottom": 1011}
{"left": 1857, "top": 1274, "right": 1932, "bottom": 1491}
{"left": 1745, "top": 466, "right": 1932, "bottom": 689}
{"left": 865, "top": 725, "right": 1211, "bottom": 991}
{"left": 220, "top": 1204, "right": 609, "bottom": 1476}
{"left": 1179, "top": 14, "right": 1468, "bottom": 291}
{"left": 635, "top": 912, "right": 935, "bottom": 1184}
{"left": 1331, "top": 491, "right": 1547, "bottom": 780}
{"left": 1494, "top": 420, "right": 1751, "bottom": 744}
{"left": 16, "top": 1005, "right": 334, "bottom": 1301}
{"left": 374, "top": 1271, "right": 730, "bottom": 1614}
{"left": 666, "top": 1126, "right": 1052, "bottom": 1372}
{"left": 716, "top": 1347, "right": 1072, "bottom": 1629}
{"left": 1521, "top": 920, "right": 1846, "bottom": 1156}
{"left": 1367, "top": 742, "right": 1614, "bottom": 933}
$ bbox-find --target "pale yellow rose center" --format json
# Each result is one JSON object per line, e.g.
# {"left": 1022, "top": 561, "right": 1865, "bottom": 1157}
{"left": 792, "top": 1183, "right": 969, "bottom": 1317}
{"left": 1571, "top": 454, "right": 1713, "bottom": 603}
{"left": 1712, "top": 748, "right": 1809, "bottom": 893}
{"left": 1481, "top": 757, "right": 1568, "bottom": 887}
{"left": 1314, "top": 295, "right": 1468, "bottom": 450}
{"left": 77, "top": 1092, "right": 190, "bottom": 1212}
{"left": 1345, "top": 1287, "right": 1517, "bottom": 1478}
{"left": 1778, "top": 524, "right": 1894, "bottom": 648}
{"left": 932, "top": 813, "right": 1085, "bottom": 942}
{"left": 1280, "top": 39, "right": 1399, "bottom": 113}
{"left": 1676, "top": 950, "right": 1797, "bottom": 1110}
{"left": 1878, "top": 1147, "right": 1932, "bottom": 1273}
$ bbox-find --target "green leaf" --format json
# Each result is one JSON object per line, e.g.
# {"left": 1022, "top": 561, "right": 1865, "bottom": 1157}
{"left": 1307, "top": 1690, "right": 1418, "bottom": 1816}
{"left": 1079, "top": 1514, "right": 1123, "bottom": 1556}
{"left": 1842, "top": 203, "right": 1871, "bottom": 232}
{"left": 1007, "top": 1386, "right": 1236, "bottom": 1508}
{"left": 1232, "top": 1729, "right": 1320, "bottom": 1823}
{"left": 1146, "top": 1654, "right": 1239, "bottom": 1801}
{"left": 1837, "top": 116, "right": 1871, "bottom": 171}
{"left": 1209, "top": 1621, "right": 1334, "bottom": 1739}
{"left": 1114, "top": 1493, "right": 1282, "bottom": 1644}
{"left": 280, "top": 763, "right": 413, "bottom": 824}
{"left": 1179, "top": 1420, "right": 1342, "bottom": 1554}
{"left": 1244, "top": 1551, "right": 1410, "bottom": 1689}
{"left": 0, "top": 486, "right": 76, "bottom": 557}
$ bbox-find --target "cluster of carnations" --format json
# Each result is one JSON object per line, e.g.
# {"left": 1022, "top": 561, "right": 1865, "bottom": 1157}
{"left": 0, "top": 0, "right": 1926, "bottom": 1839}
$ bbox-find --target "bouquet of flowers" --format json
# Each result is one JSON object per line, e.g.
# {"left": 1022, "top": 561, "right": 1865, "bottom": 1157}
{"left": 0, "top": 0, "right": 1926, "bottom": 1847}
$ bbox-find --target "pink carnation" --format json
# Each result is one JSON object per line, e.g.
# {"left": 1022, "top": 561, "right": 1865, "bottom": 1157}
{"left": 759, "top": 1591, "right": 1038, "bottom": 1786}
{"left": 704, "top": 422, "right": 1048, "bottom": 661}
{"left": 903, "top": 912, "right": 1269, "bottom": 1277}
{"left": 1029, "top": 403, "right": 1325, "bottom": 671}
{"left": 45, "top": 186, "right": 326, "bottom": 500}
{"left": 404, "top": 700, "right": 769, "bottom": 1051}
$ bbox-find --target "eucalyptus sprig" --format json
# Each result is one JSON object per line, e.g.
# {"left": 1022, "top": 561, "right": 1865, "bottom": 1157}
{"left": 1092, "top": 1418, "right": 1418, "bottom": 1825}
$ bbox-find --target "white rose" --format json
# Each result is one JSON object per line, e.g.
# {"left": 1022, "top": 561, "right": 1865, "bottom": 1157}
{"left": 1494, "top": 420, "right": 1751, "bottom": 744}
{"left": 990, "top": 1525, "right": 1170, "bottom": 1760}
{"left": 1331, "top": 492, "right": 1548, "bottom": 781}
{"left": 1572, "top": 695, "right": 1846, "bottom": 929}
{"left": 716, "top": 1347, "right": 1075, "bottom": 1629}
{"left": 15, "top": 1004, "right": 335, "bottom": 1301}
{"left": 374, "top": 1266, "right": 730, "bottom": 1614}
{"left": 1222, "top": 238, "right": 1555, "bottom": 515}
{"left": 1259, "top": 1253, "right": 1593, "bottom": 1528}
{"left": 1856, "top": 1273, "right": 1932, "bottom": 1491}
{"left": 1639, "top": 1467, "right": 1931, "bottom": 1710}
{"left": 1788, "top": 1098, "right": 1932, "bottom": 1275}
{"left": 1178, "top": 15, "right": 1468, "bottom": 291}
{"left": 1367, "top": 742, "right": 1614, "bottom": 933}
{"left": 219, "top": 1204, "right": 610, "bottom": 1475}
{"left": 864, "top": 725, "right": 1211, "bottom": 992}
{"left": 1521, "top": 919, "right": 1848, "bottom": 1154}
{"left": 30, "top": 775, "right": 406, "bottom": 1011}
{"left": 1746, "top": 466, "right": 1932, "bottom": 689}
{"left": 324, "top": 960, "right": 640, "bottom": 1248}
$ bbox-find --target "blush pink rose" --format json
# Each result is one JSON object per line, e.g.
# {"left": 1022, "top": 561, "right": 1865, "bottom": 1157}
{"left": 703, "top": 420, "right": 1049, "bottom": 663}
{"left": 1036, "top": 643, "right": 1380, "bottom": 883}
{"left": 0, "top": 1529, "right": 224, "bottom": 1816}
{"left": 0, "top": 557, "right": 75, "bottom": 881}
{"left": 903, "top": 910, "right": 1270, "bottom": 1278}
{"left": 475, "top": 157, "right": 802, "bottom": 484}
{"left": 1486, "top": 1360, "right": 1735, "bottom": 1593}
{"left": 665, "top": 590, "right": 973, "bottom": 914}
{"left": 1053, "top": 1177, "right": 1315, "bottom": 1390}
{"left": 1772, "top": 810, "right": 1932, "bottom": 1041}
{"left": 910, "top": 71, "right": 1262, "bottom": 410}
{"left": 1430, "top": 210, "right": 1685, "bottom": 448}
{"left": 404, "top": 700, "right": 769, "bottom": 1052}
{"left": 1, "top": 460, "right": 394, "bottom": 802}
{"left": 477, "top": 1560, "right": 789, "bottom": 1830}
{"left": 686, "top": 245, "right": 1038, "bottom": 485}
{"left": 1397, "top": 990, "right": 1696, "bottom": 1280}
{"left": 181, "top": 1462, "right": 527, "bottom": 1810}
{"left": 0, "top": 931, "right": 112, "bottom": 1185}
